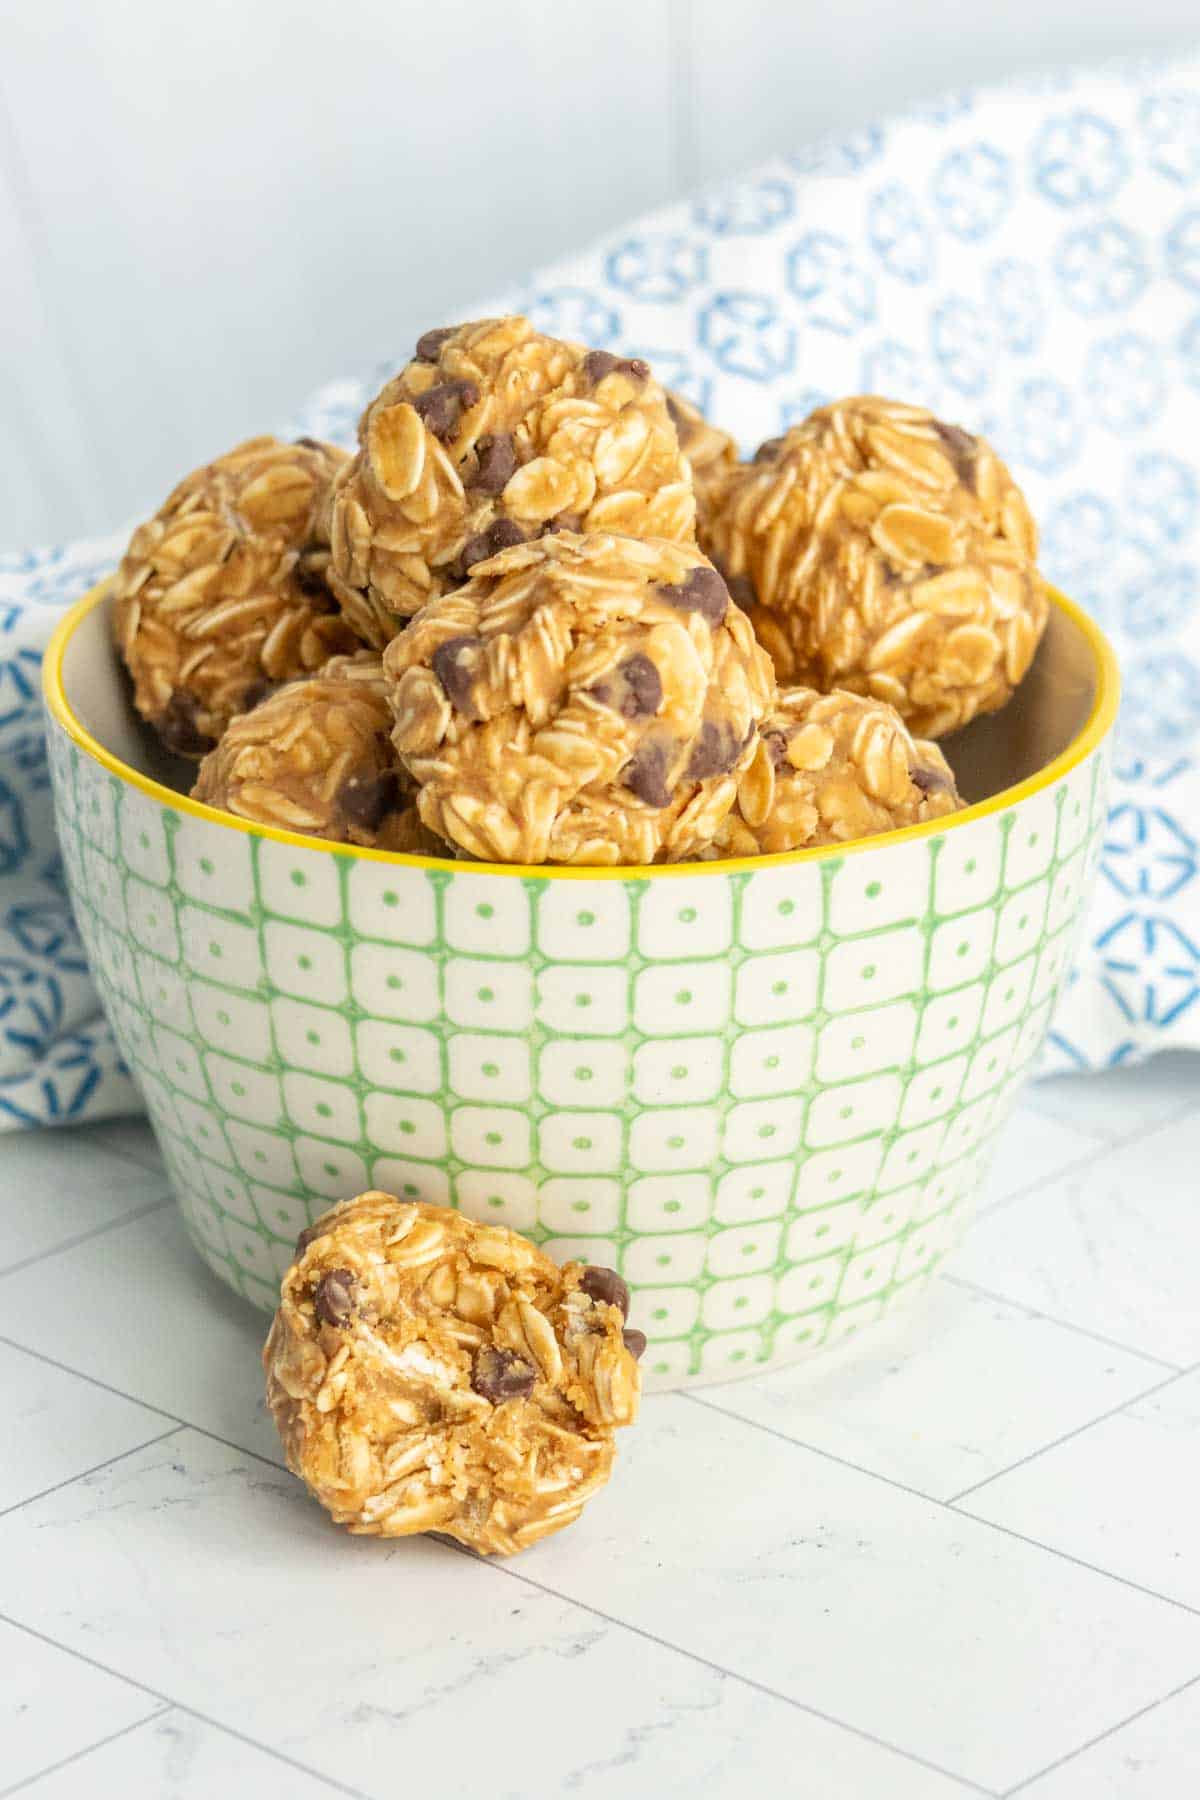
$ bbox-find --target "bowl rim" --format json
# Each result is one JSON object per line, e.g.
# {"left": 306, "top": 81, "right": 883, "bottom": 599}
{"left": 44, "top": 578, "right": 1120, "bottom": 885}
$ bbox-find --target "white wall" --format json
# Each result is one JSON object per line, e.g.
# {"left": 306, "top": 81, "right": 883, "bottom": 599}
{"left": 2, "top": 0, "right": 1197, "bottom": 549}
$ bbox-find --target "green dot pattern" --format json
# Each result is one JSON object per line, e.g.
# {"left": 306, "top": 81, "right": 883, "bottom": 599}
{"left": 47, "top": 712, "right": 1110, "bottom": 1389}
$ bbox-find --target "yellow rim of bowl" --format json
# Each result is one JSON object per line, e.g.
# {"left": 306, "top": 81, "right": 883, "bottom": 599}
{"left": 43, "top": 579, "right": 1120, "bottom": 884}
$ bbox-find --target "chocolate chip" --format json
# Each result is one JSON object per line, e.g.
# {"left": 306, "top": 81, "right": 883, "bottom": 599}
{"left": 622, "top": 1328, "right": 647, "bottom": 1360}
{"left": 592, "top": 653, "right": 662, "bottom": 720}
{"left": 314, "top": 1268, "right": 355, "bottom": 1327}
{"left": 623, "top": 655, "right": 663, "bottom": 719}
{"left": 754, "top": 436, "right": 785, "bottom": 463}
{"left": 460, "top": 518, "right": 525, "bottom": 576}
{"left": 686, "top": 719, "right": 742, "bottom": 781}
{"left": 239, "top": 678, "right": 277, "bottom": 713}
{"left": 623, "top": 741, "right": 672, "bottom": 808}
{"left": 488, "top": 518, "right": 526, "bottom": 552}
{"left": 431, "top": 634, "right": 484, "bottom": 710}
{"left": 293, "top": 566, "right": 331, "bottom": 601}
{"left": 584, "top": 350, "right": 619, "bottom": 384}
{"left": 911, "top": 763, "right": 950, "bottom": 794}
{"left": 582, "top": 350, "right": 650, "bottom": 386}
{"left": 415, "top": 326, "right": 455, "bottom": 362}
{"left": 540, "top": 513, "right": 584, "bottom": 538}
{"left": 157, "top": 694, "right": 215, "bottom": 758}
{"left": 294, "top": 1221, "right": 325, "bottom": 1258}
{"left": 292, "top": 548, "right": 332, "bottom": 600}
{"left": 726, "top": 574, "right": 756, "bottom": 613}
{"left": 764, "top": 730, "right": 790, "bottom": 768}
{"left": 933, "top": 420, "right": 977, "bottom": 489}
{"left": 293, "top": 436, "right": 323, "bottom": 451}
{"left": 337, "top": 765, "right": 402, "bottom": 833}
{"left": 666, "top": 394, "right": 701, "bottom": 451}
{"left": 413, "top": 379, "right": 479, "bottom": 442}
{"left": 657, "top": 564, "right": 729, "bottom": 626}
{"left": 580, "top": 1266, "right": 630, "bottom": 1318}
{"left": 472, "top": 433, "right": 517, "bottom": 496}
{"left": 458, "top": 535, "right": 490, "bottom": 576}
{"left": 471, "top": 1345, "right": 537, "bottom": 1403}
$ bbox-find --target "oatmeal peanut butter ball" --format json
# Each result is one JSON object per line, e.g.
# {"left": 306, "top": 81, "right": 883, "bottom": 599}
{"left": 264, "top": 1192, "right": 642, "bottom": 1555}
{"left": 191, "top": 652, "right": 436, "bottom": 851}
{"left": 702, "top": 397, "right": 1049, "bottom": 738}
{"left": 666, "top": 389, "right": 738, "bottom": 518}
{"left": 113, "top": 435, "right": 359, "bottom": 756}
{"left": 383, "top": 531, "right": 776, "bottom": 865}
{"left": 329, "top": 316, "right": 696, "bottom": 646}
{"left": 711, "top": 687, "right": 962, "bottom": 858}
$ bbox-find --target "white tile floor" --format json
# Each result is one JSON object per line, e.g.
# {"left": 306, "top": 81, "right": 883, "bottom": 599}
{"left": 0, "top": 1052, "right": 1196, "bottom": 1799}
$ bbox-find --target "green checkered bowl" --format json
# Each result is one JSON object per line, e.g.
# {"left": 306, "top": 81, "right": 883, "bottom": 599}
{"left": 44, "top": 582, "right": 1118, "bottom": 1388}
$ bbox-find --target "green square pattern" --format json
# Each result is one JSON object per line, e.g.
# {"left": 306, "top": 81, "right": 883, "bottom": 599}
{"left": 47, "top": 714, "right": 1110, "bottom": 1389}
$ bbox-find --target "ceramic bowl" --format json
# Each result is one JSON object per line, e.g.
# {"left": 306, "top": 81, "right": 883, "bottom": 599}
{"left": 44, "top": 582, "right": 1118, "bottom": 1388}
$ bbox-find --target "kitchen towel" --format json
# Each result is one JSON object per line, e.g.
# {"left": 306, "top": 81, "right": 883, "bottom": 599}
{"left": 2, "top": 51, "right": 1198, "bottom": 1126}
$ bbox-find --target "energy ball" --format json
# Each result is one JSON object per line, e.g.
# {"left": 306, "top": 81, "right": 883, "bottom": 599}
{"left": 666, "top": 388, "right": 738, "bottom": 519}
{"left": 192, "top": 652, "right": 432, "bottom": 850}
{"left": 113, "top": 435, "right": 359, "bottom": 756}
{"left": 329, "top": 316, "right": 696, "bottom": 646}
{"left": 383, "top": 531, "right": 776, "bottom": 866}
{"left": 264, "top": 1192, "right": 642, "bottom": 1555}
{"left": 711, "top": 687, "right": 963, "bottom": 858}
{"left": 702, "top": 397, "right": 1049, "bottom": 738}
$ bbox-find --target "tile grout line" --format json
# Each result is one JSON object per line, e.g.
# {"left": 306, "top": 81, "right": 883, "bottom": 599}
{"left": 0, "top": 1426, "right": 185, "bottom": 1521}
{"left": 7, "top": 1369, "right": 1193, "bottom": 1797}
{"left": 4, "top": 1144, "right": 1198, "bottom": 1798}
{"left": 0, "top": 1329, "right": 289, "bottom": 1473}
{"left": 941, "top": 1273, "right": 1185, "bottom": 1370}
{"left": 975, "top": 1140, "right": 1115, "bottom": 1222}
{"left": 0, "top": 1196, "right": 172, "bottom": 1281}
{"left": 184, "top": 1425, "right": 287, "bottom": 1474}
{"left": 978, "top": 1130, "right": 1115, "bottom": 1216}
{"left": 0, "top": 1412, "right": 991, "bottom": 1800}
{"left": 976, "top": 1095, "right": 1200, "bottom": 1225}
{"left": 946, "top": 1360, "right": 1199, "bottom": 1505}
{"left": 80, "top": 1134, "right": 167, "bottom": 1175}
{"left": 684, "top": 1389, "right": 942, "bottom": 1509}
{"left": 465, "top": 1546, "right": 998, "bottom": 1798}
{"left": 1002, "top": 1668, "right": 1200, "bottom": 1796}
{"left": 683, "top": 1390, "right": 1200, "bottom": 1622}
{"left": 10, "top": 1319, "right": 1200, "bottom": 1635}
{"left": 170, "top": 1707, "right": 374, "bottom": 1800}
{"left": 0, "top": 1702, "right": 173, "bottom": 1800}
{"left": 0, "top": 1614, "right": 372, "bottom": 1800}
{"left": 0, "top": 1333, "right": 184, "bottom": 1428}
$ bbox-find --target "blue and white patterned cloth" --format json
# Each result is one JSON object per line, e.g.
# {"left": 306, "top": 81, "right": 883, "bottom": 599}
{"left": 3, "top": 54, "right": 1199, "bottom": 1127}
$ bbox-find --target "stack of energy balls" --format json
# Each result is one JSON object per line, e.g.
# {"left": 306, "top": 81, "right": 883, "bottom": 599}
{"left": 113, "top": 315, "right": 1049, "bottom": 867}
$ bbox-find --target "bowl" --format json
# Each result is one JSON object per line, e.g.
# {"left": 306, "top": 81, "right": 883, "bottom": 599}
{"left": 44, "top": 582, "right": 1118, "bottom": 1389}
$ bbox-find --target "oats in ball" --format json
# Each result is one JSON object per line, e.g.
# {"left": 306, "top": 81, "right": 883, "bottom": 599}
{"left": 710, "top": 686, "right": 963, "bottom": 857}
{"left": 701, "top": 397, "right": 1048, "bottom": 737}
{"left": 112, "top": 435, "right": 360, "bottom": 756}
{"left": 264, "top": 1191, "right": 643, "bottom": 1555}
{"left": 328, "top": 316, "right": 696, "bottom": 645}
{"left": 666, "top": 388, "right": 738, "bottom": 520}
{"left": 383, "top": 531, "right": 775, "bottom": 866}
{"left": 191, "top": 652, "right": 435, "bottom": 850}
